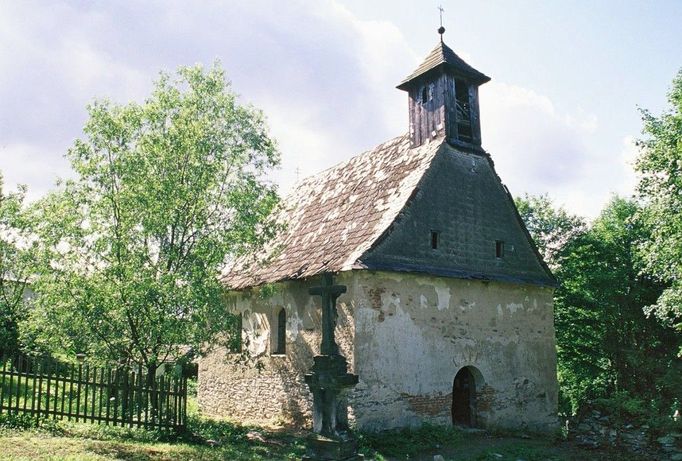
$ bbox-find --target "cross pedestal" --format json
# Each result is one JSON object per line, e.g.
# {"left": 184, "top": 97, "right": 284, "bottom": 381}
{"left": 303, "top": 273, "right": 363, "bottom": 461}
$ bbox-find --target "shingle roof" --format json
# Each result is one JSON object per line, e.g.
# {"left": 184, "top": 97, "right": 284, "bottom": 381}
{"left": 397, "top": 41, "right": 491, "bottom": 89}
{"left": 221, "top": 135, "right": 444, "bottom": 290}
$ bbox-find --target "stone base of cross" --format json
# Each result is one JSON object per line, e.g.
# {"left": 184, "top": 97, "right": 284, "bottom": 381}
{"left": 303, "top": 273, "right": 363, "bottom": 461}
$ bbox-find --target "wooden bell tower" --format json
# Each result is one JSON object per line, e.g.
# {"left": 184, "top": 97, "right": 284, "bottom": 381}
{"left": 397, "top": 27, "right": 490, "bottom": 150}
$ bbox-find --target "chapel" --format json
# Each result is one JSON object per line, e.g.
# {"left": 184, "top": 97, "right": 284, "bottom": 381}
{"left": 197, "top": 33, "right": 559, "bottom": 432}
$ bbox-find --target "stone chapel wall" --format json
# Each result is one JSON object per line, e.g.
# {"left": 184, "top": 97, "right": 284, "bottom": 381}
{"left": 349, "top": 271, "right": 558, "bottom": 432}
{"left": 198, "top": 270, "right": 558, "bottom": 432}
{"left": 197, "top": 273, "right": 356, "bottom": 426}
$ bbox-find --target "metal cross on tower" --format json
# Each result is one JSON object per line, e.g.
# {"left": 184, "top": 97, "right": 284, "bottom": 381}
{"left": 438, "top": 5, "right": 446, "bottom": 40}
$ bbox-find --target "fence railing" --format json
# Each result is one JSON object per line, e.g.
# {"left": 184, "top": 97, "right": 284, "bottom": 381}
{"left": 0, "top": 354, "right": 187, "bottom": 430}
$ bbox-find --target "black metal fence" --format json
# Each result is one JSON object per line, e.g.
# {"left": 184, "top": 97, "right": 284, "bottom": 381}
{"left": 0, "top": 354, "right": 187, "bottom": 430}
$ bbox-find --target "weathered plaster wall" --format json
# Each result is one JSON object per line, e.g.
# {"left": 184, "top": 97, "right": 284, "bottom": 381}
{"left": 197, "top": 273, "right": 356, "bottom": 426}
{"left": 350, "top": 271, "right": 558, "bottom": 432}
{"left": 198, "top": 270, "right": 558, "bottom": 432}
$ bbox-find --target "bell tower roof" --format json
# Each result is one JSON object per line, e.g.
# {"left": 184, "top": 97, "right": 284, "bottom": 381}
{"left": 397, "top": 41, "right": 490, "bottom": 90}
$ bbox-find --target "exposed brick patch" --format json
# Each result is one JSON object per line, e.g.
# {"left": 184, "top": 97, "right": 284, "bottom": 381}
{"left": 401, "top": 392, "right": 452, "bottom": 417}
{"left": 476, "top": 385, "right": 496, "bottom": 412}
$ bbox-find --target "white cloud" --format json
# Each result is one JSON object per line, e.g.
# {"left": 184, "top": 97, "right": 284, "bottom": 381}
{"left": 0, "top": 0, "right": 640, "bottom": 221}
{"left": 0, "top": 0, "right": 415, "bottom": 201}
{"left": 0, "top": 143, "right": 72, "bottom": 201}
{"left": 480, "top": 81, "right": 637, "bottom": 218}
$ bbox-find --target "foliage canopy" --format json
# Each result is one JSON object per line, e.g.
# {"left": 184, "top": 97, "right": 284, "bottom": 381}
{"left": 24, "top": 64, "right": 280, "bottom": 370}
{"left": 0, "top": 174, "right": 35, "bottom": 356}
{"left": 635, "top": 69, "right": 682, "bottom": 337}
{"left": 518, "top": 194, "right": 681, "bottom": 418}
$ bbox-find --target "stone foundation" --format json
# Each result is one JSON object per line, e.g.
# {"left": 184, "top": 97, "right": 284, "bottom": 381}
{"left": 198, "top": 351, "right": 313, "bottom": 425}
{"left": 572, "top": 409, "right": 682, "bottom": 460}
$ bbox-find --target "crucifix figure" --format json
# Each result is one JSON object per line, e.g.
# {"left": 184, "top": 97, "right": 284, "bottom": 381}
{"left": 309, "top": 272, "right": 346, "bottom": 357}
{"left": 304, "top": 272, "right": 362, "bottom": 460}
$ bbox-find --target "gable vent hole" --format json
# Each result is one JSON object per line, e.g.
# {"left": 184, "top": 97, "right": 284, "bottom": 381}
{"left": 431, "top": 231, "right": 440, "bottom": 250}
{"left": 495, "top": 240, "right": 505, "bottom": 258}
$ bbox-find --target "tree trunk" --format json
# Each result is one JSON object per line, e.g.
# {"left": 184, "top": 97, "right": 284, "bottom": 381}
{"left": 146, "top": 361, "right": 158, "bottom": 421}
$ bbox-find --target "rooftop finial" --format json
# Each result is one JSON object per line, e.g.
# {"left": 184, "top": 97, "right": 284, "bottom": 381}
{"left": 438, "top": 5, "right": 445, "bottom": 41}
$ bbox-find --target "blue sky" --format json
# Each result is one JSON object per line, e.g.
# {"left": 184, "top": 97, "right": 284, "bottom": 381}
{"left": 0, "top": 0, "right": 680, "bottom": 217}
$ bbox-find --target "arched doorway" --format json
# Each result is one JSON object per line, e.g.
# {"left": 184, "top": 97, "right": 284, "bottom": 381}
{"left": 452, "top": 367, "right": 476, "bottom": 426}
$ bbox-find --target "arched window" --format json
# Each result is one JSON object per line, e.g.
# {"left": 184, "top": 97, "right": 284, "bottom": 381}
{"left": 274, "top": 308, "right": 286, "bottom": 355}
{"left": 420, "top": 84, "right": 435, "bottom": 104}
{"left": 421, "top": 86, "right": 429, "bottom": 104}
{"left": 454, "top": 79, "right": 473, "bottom": 142}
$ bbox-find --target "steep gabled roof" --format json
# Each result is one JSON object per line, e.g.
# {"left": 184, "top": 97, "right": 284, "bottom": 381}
{"left": 397, "top": 41, "right": 491, "bottom": 89}
{"left": 221, "top": 135, "right": 556, "bottom": 290}
{"left": 221, "top": 135, "right": 444, "bottom": 290}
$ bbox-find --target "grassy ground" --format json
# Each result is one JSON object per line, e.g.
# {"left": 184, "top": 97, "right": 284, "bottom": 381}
{"left": 0, "top": 413, "right": 648, "bottom": 461}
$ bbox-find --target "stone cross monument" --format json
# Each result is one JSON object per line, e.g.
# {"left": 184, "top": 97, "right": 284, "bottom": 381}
{"left": 303, "top": 273, "right": 363, "bottom": 461}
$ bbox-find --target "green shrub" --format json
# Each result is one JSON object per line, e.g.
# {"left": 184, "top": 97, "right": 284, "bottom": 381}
{"left": 359, "top": 423, "right": 463, "bottom": 458}
{"left": 0, "top": 413, "right": 37, "bottom": 430}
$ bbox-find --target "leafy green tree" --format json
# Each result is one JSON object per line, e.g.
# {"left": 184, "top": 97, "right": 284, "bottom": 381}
{"left": 0, "top": 173, "right": 35, "bottom": 357}
{"left": 24, "top": 64, "right": 279, "bottom": 374}
{"left": 515, "top": 193, "right": 585, "bottom": 269}
{"left": 635, "top": 70, "right": 682, "bottom": 339}
{"left": 518, "top": 195, "right": 680, "bottom": 416}
{"left": 553, "top": 198, "right": 678, "bottom": 414}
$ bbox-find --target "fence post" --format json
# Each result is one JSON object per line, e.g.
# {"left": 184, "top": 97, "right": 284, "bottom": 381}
{"left": 67, "top": 363, "right": 75, "bottom": 421}
{"left": 144, "top": 366, "right": 149, "bottom": 429}
{"left": 75, "top": 362, "right": 82, "bottom": 422}
{"left": 7, "top": 355, "right": 15, "bottom": 415}
{"left": 13, "top": 355, "right": 22, "bottom": 415}
{"left": 105, "top": 367, "right": 112, "bottom": 425}
{"left": 159, "top": 375, "right": 165, "bottom": 429}
{"left": 150, "top": 371, "right": 157, "bottom": 427}
{"left": 0, "top": 353, "right": 6, "bottom": 413}
{"left": 84, "top": 364, "right": 90, "bottom": 422}
{"left": 182, "top": 376, "right": 187, "bottom": 427}
{"left": 112, "top": 368, "right": 119, "bottom": 426}
{"left": 22, "top": 356, "right": 30, "bottom": 414}
{"left": 165, "top": 375, "right": 170, "bottom": 429}
{"left": 97, "top": 367, "right": 104, "bottom": 423}
{"left": 136, "top": 364, "right": 143, "bottom": 428}
{"left": 36, "top": 359, "right": 43, "bottom": 422}
{"left": 60, "top": 363, "right": 66, "bottom": 420}
{"left": 127, "top": 369, "right": 133, "bottom": 428}
{"left": 172, "top": 376, "right": 178, "bottom": 428}
{"left": 52, "top": 362, "right": 59, "bottom": 419}
{"left": 88, "top": 365, "right": 94, "bottom": 423}
{"left": 30, "top": 359, "right": 37, "bottom": 419}
{"left": 45, "top": 360, "right": 52, "bottom": 419}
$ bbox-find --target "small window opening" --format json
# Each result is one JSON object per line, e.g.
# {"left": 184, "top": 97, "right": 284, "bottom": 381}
{"left": 274, "top": 308, "right": 286, "bottom": 354}
{"left": 231, "top": 312, "right": 243, "bottom": 353}
{"left": 431, "top": 231, "right": 440, "bottom": 250}
{"left": 421, "top": 86, "right": 429, "bottom": 104}
{"left": 455, "top": 79, "right": 473, "bottom": 143}
{"left": 495, "top": 240, "right": 505, "bottom": 258}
